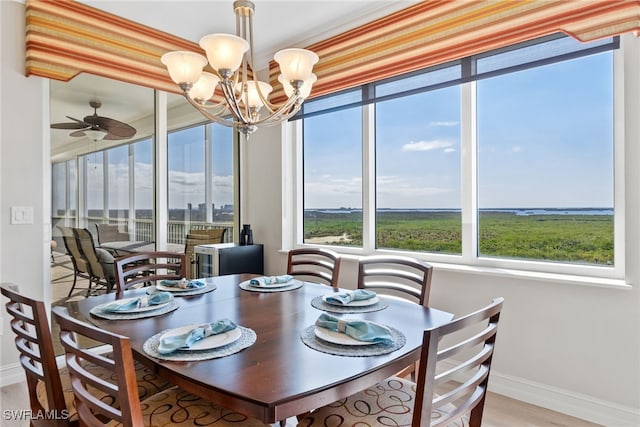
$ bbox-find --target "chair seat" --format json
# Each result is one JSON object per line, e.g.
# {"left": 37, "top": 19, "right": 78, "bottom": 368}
{"left": 296, "top": 376, "right": 468, "bottom": 427}
{"left": 36, "top": 357, "right": 172, "bottom": 422}
{"left": 107, "top": 386, "right": 269, "bottom": 426}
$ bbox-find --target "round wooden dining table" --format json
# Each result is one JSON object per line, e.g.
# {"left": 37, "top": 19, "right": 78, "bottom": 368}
{"left": 65, "top": 273, "right": 454, "bottom": 424}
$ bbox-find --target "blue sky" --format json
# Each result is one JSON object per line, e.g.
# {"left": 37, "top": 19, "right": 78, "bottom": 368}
{"left": 303, "top": 50, "right": 613, "bottom": 210}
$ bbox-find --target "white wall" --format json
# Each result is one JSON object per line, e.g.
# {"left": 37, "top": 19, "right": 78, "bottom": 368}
{"left": 246, "top": 41, "right": 640, "bottom": 427}
{"left": 0, "top": 1, "right": 51, "bottom": 385}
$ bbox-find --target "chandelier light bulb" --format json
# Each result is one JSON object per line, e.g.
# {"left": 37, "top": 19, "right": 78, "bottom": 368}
{"left": 189, "top": 72, "right": 220, "bottom": 103}
{"left": 237, "top": 81, "right": 273, "bottom": 109}
{"left": 199, "top": 34, "right": 249, "bottom": 75}
{"left": 279, "top": 73, "right": 317, "bottom": 99}
{"left": 161, "top": 51, "right": 207, "bottom": 86}
{"left": 274, "top": 48, "right": 319, "bottom": 82}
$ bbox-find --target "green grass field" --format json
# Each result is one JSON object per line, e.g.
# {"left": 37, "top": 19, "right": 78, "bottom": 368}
{"left": 303, "top": 210, "right": 613, "bottom": 265}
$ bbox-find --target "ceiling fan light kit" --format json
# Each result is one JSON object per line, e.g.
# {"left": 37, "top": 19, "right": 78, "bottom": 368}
{"left": 51, "top": 99, "right": 137, "bottom": 141}
{"left": 161, "top": 0, "right": 318, "bottom": 137}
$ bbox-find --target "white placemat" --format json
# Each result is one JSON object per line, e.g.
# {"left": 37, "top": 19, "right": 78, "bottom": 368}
{"left": 300, "top": 325, "right": 406, "bottom": 357}
{"left": 239, "top": 279, "right": 303, "bottom": 293}
{"left": 90, "top": 299, "right": 180, "bottom": 320}
{"left": 146, "top": 282, "right": 216, "bottom": 297}
{"left": 143, "top": 326, "right": 256, "bottom": 361}
{"left": 310, "top": 296, "right": 389, "bottom": 313}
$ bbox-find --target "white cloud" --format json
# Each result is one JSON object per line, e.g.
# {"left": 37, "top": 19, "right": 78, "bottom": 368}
{"left": 429, "top": 121, "right": 459, "bottom": 127}
{"left": 402, "top": 139, "right": 454, "bottom": 152}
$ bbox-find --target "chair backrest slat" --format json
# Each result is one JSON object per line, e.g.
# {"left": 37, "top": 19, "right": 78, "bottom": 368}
{"left": 358, "top": 255, "right": 433, "bottom": 307}
{"left": 53, "top": 306, "right": 144, "bottom": 426}
{"left": 1, "top": 284, "right": 68, "bottom": 422}
{"left": 413, "top": 297, "right": 504, "bottom": 427}
{"left": 114, "top": 251, "right": 186, "bottom": 295}
{"left": 287, "top": 248, "right": 341, "bottom": 287}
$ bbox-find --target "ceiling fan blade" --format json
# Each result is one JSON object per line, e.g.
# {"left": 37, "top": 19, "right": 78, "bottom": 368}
{"left": 66, "top": 115, "right": 88, "bottom": 125}
{"left": 69, "top": 130, "right": 87, "bottom": 137}
{"left": 88, "top": 115, "right": 137, "bottom": 138}
{"left": 51, "top": 122, "right": 89, "bottom": 130}
{"left": 103, "top": 133, "right": 129, "bottom": 141}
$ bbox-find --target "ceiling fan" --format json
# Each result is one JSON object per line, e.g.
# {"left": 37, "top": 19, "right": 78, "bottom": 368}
{"left": 51, "top": 100, "right": 136, "bottom": 140}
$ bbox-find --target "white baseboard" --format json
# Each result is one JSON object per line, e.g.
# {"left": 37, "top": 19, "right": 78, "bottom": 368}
{"left": 0, "top": 363, "right": 25, "bottom": 388}
{"left": 489, "top": 371, "right": 640, "bottom": 427}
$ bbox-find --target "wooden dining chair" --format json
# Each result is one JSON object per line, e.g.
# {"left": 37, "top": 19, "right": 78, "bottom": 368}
{"left": 297, "top": 298, "right": 504, "bottom": 427}
{"left": 286, "top": 248, "right": 342, "bottom": 287}
{"left": 358, "top": 255, "right": 434, "bottom": 379}
{"left": 1, "top": 284, "right": 171, "bottom": 427}
{"left": 51, "top": 306, "right": 271, "bottom": 427}
{"left": 113, "top": 251, "right": 186, "bottom": 295}
{"left": 357, "top": 255, "right": 434, "bottom": 307}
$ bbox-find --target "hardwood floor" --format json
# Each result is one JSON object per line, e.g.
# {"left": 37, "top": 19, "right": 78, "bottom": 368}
{"left": 0, "top": 254, "right": 604, "bottom": 427}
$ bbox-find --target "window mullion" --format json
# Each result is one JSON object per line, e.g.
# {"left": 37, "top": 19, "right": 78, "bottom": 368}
{"left": 204, "top": 125, "right": 213, "bottom": 223}
{"left": 362, "top": 102, "right": 376, "bottom": 253}
{"left": 460, "top": 80, "right": 477, "bottom": 262}
{"left": 103, "top": 150, "right": 109, "bottom": 222}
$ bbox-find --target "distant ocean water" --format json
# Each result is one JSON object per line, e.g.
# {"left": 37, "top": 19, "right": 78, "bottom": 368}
{"left": 307, "top": 208, "right": 613, "bottom": 216}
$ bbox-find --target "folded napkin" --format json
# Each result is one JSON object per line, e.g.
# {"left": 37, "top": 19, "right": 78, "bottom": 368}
{"left": 157, "top": 318, "right": 237, "bottom": 355}
{"left": 100, "top": 292, "right": 173, "bottom": 313}
{"left": 249, "top": 275, "right": 294, "bottom": 287}
{"left": 160, "top": 278, "right": 205, "bottom": 289}
{"left": 315, "top": 313, "right": 394, "bottom": 345}
{"left": 325, "top": 289, "right": 377, "bottom": 305}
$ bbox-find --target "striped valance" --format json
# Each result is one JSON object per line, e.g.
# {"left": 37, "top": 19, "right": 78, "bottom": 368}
{"left": 269, "top": 0, "right": 640, "bottom": 103}
{"left": 25, "top": 0, "right": 640, "bottom": 104}
{"left": 25, "top": 0, "right": 197, "bottom": 94}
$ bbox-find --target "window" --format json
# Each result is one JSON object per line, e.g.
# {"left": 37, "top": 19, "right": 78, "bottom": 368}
{"left": 51, "top": 159, "right": 76, "bottom": 231}
{"left": 295, "top": 34, "right": 620, "bottom": 277}
{"left": 476, "top": 53, "right": 613, "bottom": 265}
{"left": 376, "top": 79, "right": 461, "bottom": 254}
{"left": 303, "top": 105, "right": 363, "bottom": 246}
{"left": 133, "top": 138, "right": 153, "bottom": 240}
{"left": 51, "top": 76, "right": 238, "bottom": 249}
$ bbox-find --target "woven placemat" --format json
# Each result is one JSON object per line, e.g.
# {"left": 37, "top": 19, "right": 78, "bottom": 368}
{"left": 310, "top": 296, "right": 389, "bottom": 313}
{"left": 300, "top": 325, "right": 405, "bottom": 357}
{"left": 90, "top": 299, "right": 180, "bottom": 320}
{"left": 239, "top": 279, "right": 303, "bottom": 293}
{"left": 146, "top": 282, "right": 216, "bottom": 297}
{"left": 143, "top": 326, "right": 256, "bottom": 361}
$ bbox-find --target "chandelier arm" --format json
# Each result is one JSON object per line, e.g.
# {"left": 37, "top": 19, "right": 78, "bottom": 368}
{"left": 251, "top": 98, "right": 302, "bottom": 127}
{"left": 184, "top": 92, "right": 230, "bottom": 115}
{"left": 219, "top": 79, "right": 252, "bottom": 124}
{"left": 262, "top": 94, "right": 302, "bottom": 120}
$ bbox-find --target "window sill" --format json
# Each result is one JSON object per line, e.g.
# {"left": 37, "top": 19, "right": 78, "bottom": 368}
{"left": 318, "top": 251, "right": 630, "bottom": 290}
{"left": 425, "top": 261, "right": 631, "bottom": 290}
{"left": 281, "top": 247, "right": 630, "bottom": 290}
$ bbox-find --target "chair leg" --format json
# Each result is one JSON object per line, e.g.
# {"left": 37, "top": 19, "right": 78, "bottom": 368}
{"left": 86, "top": 277, "right": 93, "bottom": 297}
{"left": 67, "top": 272, "right": 78, "bottom": 297}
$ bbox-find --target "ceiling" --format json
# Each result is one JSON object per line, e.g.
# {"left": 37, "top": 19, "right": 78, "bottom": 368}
{"left": 51, "top": 0, "right": 419, "bottom": 159}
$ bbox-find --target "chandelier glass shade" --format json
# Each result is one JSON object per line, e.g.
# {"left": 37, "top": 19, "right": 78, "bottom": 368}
{"left": 161, "top": 0, "right": 318, "bottom": 137}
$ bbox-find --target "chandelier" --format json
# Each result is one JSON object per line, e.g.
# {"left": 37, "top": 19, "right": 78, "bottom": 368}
{"left": 161, "top": 0, "right": 318, "bottom": 137}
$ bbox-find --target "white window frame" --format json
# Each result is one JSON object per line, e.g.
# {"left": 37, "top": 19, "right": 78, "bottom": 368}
{"left": 286, "top": 35, "right": 635, "bottom": 288}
